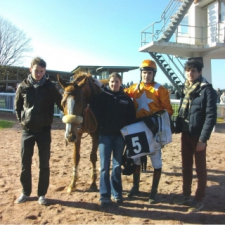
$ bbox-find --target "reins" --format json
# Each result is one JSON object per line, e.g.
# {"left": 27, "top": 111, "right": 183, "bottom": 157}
{"left": 62, "top": 77, "right": 99, "bottom": 139}
{"left": 81, "top": 78, "right": 99, "bottom": 136}
{"left": 83, "top": 104, "right": 98, "bottom": 132}
{"left": 80, "top": 104, "right": 98, "bottom": 139}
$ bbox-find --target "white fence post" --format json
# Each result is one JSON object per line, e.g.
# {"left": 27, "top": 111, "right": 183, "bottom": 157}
{"left": 0, "top": 93, "right": 62, "bottom": 117}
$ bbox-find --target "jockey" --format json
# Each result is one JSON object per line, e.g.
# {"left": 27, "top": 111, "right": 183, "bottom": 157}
{"left": 124, "top": 59, "right": 173, "bottom": 204}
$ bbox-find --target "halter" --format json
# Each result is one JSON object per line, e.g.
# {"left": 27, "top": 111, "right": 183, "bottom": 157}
{"left": 62, "top": 78, "right": 98, "bottom": 135}
{"left": 62, "top": 89, "right": 86, "bottom": 121}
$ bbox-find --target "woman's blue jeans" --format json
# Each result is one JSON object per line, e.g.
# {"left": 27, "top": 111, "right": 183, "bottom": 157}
{"left": 99, "top": 134, "right": 125, "bottom": 201}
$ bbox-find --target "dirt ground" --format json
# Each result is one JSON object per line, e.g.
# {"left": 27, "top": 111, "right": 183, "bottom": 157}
{"left": 0, "top": 111, "right": 225, "bottom": 224}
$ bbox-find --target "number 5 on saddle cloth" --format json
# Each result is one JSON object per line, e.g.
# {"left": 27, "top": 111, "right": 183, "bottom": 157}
{"left": 120, "top": 110, "right": 172, "bottom": 159}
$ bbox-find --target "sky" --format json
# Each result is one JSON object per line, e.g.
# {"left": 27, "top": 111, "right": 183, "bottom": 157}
{"left": 0, "top": 0, "right": 224, "bottom": 89}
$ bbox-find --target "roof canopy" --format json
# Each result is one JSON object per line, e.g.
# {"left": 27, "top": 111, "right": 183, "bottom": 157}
{"left": 72, "top": 65, "right": 138, "bottom": 75}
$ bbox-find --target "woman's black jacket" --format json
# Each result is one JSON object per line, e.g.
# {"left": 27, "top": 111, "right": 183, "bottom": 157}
{"left": 92, "top": 87, "right": 136, "bottom": 136}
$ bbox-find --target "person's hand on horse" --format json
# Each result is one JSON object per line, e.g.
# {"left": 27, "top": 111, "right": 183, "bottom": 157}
{"left": 92, "top": 78, "right": 104, "bottom": 88}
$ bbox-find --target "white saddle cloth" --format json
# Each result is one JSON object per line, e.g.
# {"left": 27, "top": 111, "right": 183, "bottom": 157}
{"left": 120, "top": 110, "right": 172, "bottom": 159}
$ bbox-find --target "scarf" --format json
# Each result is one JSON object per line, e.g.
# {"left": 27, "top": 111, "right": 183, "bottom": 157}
{"left": 178, "top": 76, "right": 207, "bottom": 119}
{"left": 28, "top": 74, "right": 46, "bottom": 88}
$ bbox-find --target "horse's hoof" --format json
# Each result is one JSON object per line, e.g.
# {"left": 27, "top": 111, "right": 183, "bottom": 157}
{"left": 67, "top": 186, "right": 76, "bottom": 194}
{"left": 67, "top": 187, "right": 72, "bottom": 194}
{"left": 89, "top": 183, "right": 98, "bottom": 192}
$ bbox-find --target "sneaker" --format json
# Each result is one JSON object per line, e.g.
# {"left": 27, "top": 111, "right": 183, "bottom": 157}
{"left": 188, "top": 200, "right": 204, "bottom": 212}
{"left": 113, "top": 197, "right": 123, "bottom": 203}
{"left": 38, "top": 196, "right": 47, "bottom": 205}
{"left": 16, "top": 193, "right": 29, "bottom": 204}
{"left": 173, "top": 195, "right": 191, "bottom": 205}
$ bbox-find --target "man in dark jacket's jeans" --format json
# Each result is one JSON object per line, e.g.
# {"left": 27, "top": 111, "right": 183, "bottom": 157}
{"left": 14, "top": 57, "right": 63, "bottom": 205}
{"left": 174, "top": 59, "right": 217, "bottom": 212}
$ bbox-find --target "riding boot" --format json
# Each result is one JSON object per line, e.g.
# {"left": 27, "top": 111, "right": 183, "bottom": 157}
{"left": 127, "top": 165, "right": 140, "bottom": 197}
{"left": 149, "top": 168, "right": 161, "bottom": 204}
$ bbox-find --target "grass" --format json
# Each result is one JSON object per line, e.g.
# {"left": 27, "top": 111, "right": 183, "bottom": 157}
{"left": 217, "top": 117, "right": 224, "bottom": 123}
{"left": 0, "top": 120, "right": 14, "bottom": 129}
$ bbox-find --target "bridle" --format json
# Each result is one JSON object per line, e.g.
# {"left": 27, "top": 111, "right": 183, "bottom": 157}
{"left": 62, "top": 89, "right": 85, "bottom": 115}
{"left": 62, "top": 79, "right": 98, "bottom": 136}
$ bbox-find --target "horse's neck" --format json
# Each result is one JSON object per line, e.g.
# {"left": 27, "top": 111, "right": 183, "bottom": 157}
{"left": 84, "top": 79, "right": 102, "bottom": 104}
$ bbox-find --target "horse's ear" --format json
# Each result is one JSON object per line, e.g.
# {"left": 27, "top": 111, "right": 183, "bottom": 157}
{"left": 57, "top": 74, "right": 67, "bottom": 89}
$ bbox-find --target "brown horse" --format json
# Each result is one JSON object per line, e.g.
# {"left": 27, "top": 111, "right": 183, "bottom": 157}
{"left": 57, "top": 73, "right": 106, "bottom": 193}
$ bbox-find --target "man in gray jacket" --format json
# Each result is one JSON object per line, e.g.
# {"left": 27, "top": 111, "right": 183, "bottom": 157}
{"left": 14, "top": 57, "right": 62, "bottom": 205}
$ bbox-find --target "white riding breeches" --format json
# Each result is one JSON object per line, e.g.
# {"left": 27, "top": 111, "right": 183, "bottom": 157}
{"left": 133, "top": 149, "right": 162, "bottom": 169}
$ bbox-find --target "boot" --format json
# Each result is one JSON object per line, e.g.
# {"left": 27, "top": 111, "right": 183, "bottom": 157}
{"left": 149, "top": 168, "right": 161, "bottom": 204}
{"left": 127, "top": 165, "right": 140, "bottom": 197}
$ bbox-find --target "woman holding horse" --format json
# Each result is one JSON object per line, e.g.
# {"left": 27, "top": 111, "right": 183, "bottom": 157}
{"left": 92, "top": 72, "right": 136, "bottom": 207}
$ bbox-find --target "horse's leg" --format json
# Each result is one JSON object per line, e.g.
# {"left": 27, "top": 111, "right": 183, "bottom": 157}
{"left": 67, "top": 139, "right": 81, "bottom": 193}
{"left": 89, "top": 131, "right": 98, "bottom": 191}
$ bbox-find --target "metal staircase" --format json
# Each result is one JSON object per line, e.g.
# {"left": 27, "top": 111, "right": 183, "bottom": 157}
{"left": 158, "top": 0, "right": 194, "bottom": 42}
{"left": 141, "top": 0, "right": 195, "bottom": 95}
{"left": 150, "top": 52, "right": 185, "bottom": 95}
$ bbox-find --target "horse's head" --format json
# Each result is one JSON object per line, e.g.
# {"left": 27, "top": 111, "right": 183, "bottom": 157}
{"left": 57, "top": 74, "right": 86, "bottom": 142}
{"left": 57, "top": 73, "right": 104, "bottom": 142}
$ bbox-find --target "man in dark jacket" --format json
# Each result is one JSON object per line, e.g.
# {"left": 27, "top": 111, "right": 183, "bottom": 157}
{"left": 14, "top": 57, "right": 63, "bottom": 205}
{"left": 174, "top": 60, "right": 217, "bottom": 212}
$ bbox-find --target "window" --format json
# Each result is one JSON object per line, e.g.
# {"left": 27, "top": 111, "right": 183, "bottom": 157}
{"left": 219, "top": 0, "right": 225, "bottom": 22}
{"left": 179, "top": 14, "right": 189, "bottom": 35}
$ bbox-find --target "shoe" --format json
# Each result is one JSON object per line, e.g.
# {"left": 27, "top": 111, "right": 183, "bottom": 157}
{"left": 173, "top": 195, "right": 191, "bottom": 205}
{"left": 16, "top": 193, "right": 29, "bottom": 204}
{"left": 127, "top": 186, "right": 139, "bottom": 197}
{"left": 38, "top": 196, "right": 47, "bottom": 205}
{"left": 113, "top": 197, "right": 123, "bottom": 203}
{"left": 188, "top": 200, "right": 204, "bottom": 212}
{"left": 100, "top": 199, "right": 111, "bottom": 207}
{"left": 149, "top": 195, "right": 157, "bottom": 204}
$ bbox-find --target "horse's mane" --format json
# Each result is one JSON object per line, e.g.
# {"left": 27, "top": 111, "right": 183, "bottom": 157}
{"left": 71, "top": 72, "right": 91, "bottom": 87}
{"left": 71, "top": 72, "right": 108, "bottom": 88}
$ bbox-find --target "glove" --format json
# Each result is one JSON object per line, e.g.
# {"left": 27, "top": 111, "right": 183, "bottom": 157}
{"left": 92, "top": 77, "right": 104, "bottom": 88}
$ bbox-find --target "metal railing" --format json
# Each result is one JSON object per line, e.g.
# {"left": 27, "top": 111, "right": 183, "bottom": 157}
{"left": 141, "top": 0, "right": 183, "bottom": 45}
{"left": 175, "top": 22, "right": 225, "bottom": 45}
{"left": 0, "top": 93, "right": 15, "bottom": 112}
{"left": 141, "top": 21, "right": 225, "bottom": 46}
{"left": 0, "top": 93, "right": 62, "bottom": 117}
{"left": 171, "top": 100, "right": 225, "bottom": 122}
{"left": 1, "top": 93, "right": 224, "bottom": 122}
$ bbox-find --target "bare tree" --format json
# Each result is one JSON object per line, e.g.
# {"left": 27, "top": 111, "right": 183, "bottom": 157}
{"left": 0, "top": 16, "right": 32, "bottom": 66}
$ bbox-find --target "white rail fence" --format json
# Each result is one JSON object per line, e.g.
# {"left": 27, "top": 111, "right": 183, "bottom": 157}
{"left": 0, "top": 93, "right": 61, "bottom": 117}
{"left": 0, "top": 93, "right": 225, "bottom": 121}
